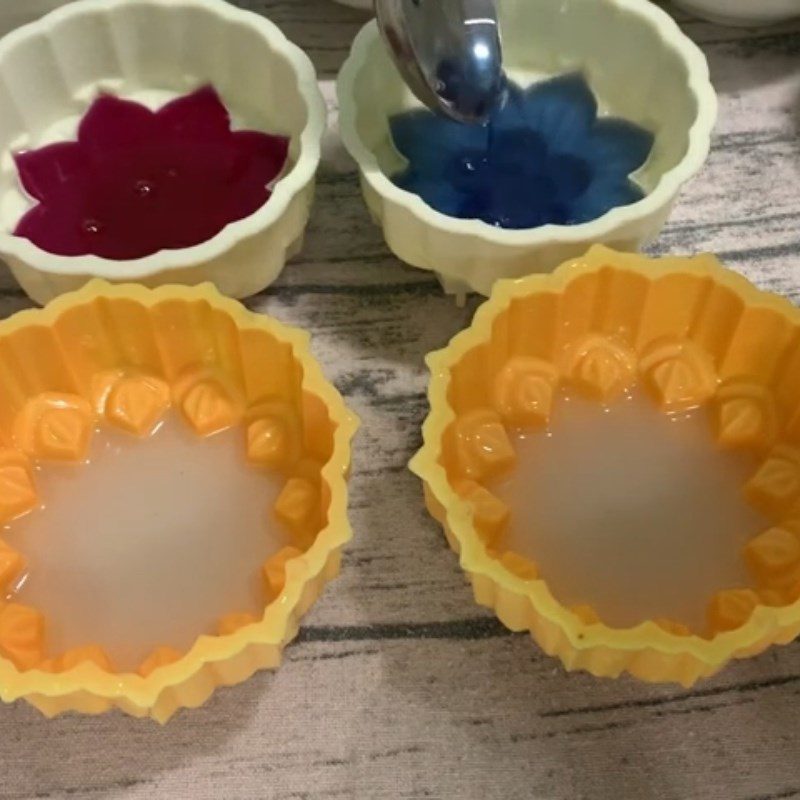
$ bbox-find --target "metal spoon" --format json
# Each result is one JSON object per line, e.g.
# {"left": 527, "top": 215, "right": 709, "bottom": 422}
{"left": 374, "top": 0, "right": 504, "bottom": 124}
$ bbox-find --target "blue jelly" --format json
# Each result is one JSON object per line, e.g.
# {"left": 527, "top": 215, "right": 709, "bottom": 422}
{"left": 389, "top": 74, "right": 653, "bottom": 230}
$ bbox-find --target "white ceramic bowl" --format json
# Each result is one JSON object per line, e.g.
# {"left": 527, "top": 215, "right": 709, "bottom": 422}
{"left": 0, "top": 0, "right": 326, "bottom": 305}
{"left": 671, "top": 0, "right": 800, "bottom": 26}
{"left": 337, "top": 0, "right": 717, "bottom": 299}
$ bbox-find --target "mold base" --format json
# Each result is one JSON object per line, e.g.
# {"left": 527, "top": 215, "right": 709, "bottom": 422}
{"left": 0, "top": 280, "right": 357, "bottom": 721}
{"left": 411, "top": 246, "right": 800, "bottom": 685}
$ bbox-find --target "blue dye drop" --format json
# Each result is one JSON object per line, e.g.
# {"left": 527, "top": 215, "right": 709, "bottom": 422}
{"left": 389, "top": 73, "right": 654, "bottom": 230}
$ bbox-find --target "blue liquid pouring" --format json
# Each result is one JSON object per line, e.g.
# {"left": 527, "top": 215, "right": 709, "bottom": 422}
{"left": 389, "top": 74, "right": 654, "bottom": 230}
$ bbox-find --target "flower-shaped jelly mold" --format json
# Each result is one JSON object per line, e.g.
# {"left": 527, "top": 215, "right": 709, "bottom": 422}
{"left": 338, "top": 0, "right": 716, "bottom": 298}
{"left": 390, "top": 74, "right": 652, "bottom": 230}
{"left": 0, "top": 0, "right": 327, "bottom": 303}
{"left": 0, "top": 281, "right": 357, "bottom": 721}
{"left": 13, "top": 87, "right": 289, "bottom": 260}
{"left": 411, "top": 246, "right": 800, "bottom": 686}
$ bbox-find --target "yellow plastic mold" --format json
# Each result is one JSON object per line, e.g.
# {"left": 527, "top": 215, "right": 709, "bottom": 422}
{"left": 0, "top": 281, "right": 358, "bottom": 721}
{"left": 410, "top": 246, "right": 800, "bottom": 686}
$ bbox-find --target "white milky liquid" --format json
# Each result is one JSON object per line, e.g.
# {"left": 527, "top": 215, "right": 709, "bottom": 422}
{"left": 491, "top": 390, "right": 765, "bottom": 631}
{"left": 3, "top": 413, "right": 287, "bottom": 672}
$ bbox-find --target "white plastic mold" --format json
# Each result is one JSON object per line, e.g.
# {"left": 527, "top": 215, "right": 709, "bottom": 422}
{"left": 0, "top": 0, "right": 326, "bottom": 304}
{"left": 337, "top": 0, "right": 717, "bottom": 300}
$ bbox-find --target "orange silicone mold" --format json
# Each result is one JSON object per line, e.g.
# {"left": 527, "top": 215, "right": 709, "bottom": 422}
{"left": 410, "top": 246, "right": 800, "bottom": 686}
{"left": 0, "top": 281, "right": 357, "bottom": 721}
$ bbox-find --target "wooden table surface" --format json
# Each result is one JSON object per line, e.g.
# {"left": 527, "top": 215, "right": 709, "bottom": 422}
{"left": 0, "top": 2, "right": 799, "bottom": 798}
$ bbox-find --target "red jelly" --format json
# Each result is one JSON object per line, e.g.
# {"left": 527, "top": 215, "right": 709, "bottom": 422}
{"left": 13, "top": 86, "right": 289, "bottom": 260}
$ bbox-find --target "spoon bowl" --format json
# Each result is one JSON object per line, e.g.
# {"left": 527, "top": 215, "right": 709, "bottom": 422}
{"left": 374, "top": 0, "right": 504, "bottom": 123}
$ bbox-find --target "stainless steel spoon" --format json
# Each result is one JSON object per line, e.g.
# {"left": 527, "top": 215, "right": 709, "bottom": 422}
{"left": 374, "top": 0, "right": 504, "bottom": 124}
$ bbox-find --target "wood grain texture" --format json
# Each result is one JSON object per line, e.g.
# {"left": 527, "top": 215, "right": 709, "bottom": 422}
{"left": 0, "top": 2, "right": 799, "bottom": 798}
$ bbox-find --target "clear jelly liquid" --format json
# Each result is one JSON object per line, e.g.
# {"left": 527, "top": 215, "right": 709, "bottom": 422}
{"left": 3, "top": 413, "right": 286, "bottom": 671}
{"left": 490, "top": 390, "right": 766, "bottom": 631}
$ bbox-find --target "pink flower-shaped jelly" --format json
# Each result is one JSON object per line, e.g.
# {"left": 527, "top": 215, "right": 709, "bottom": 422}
{"left": 13, "top": 86, "right": 289, "bottom": 260}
